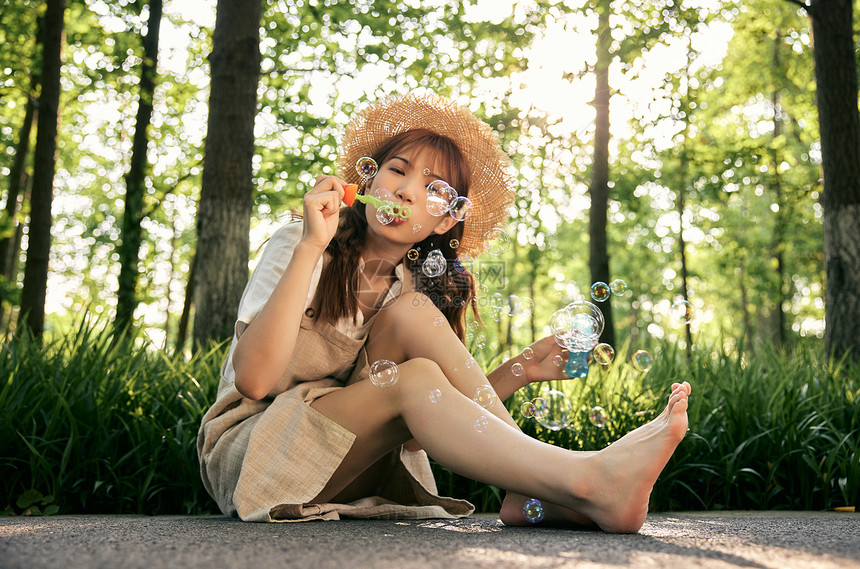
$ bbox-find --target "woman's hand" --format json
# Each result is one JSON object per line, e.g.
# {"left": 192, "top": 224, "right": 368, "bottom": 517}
{"left": 301, "top": 175, "right": 347, "bottom": 251}
{"left": 520, "top": 335, "right": 569, "bottom": 384}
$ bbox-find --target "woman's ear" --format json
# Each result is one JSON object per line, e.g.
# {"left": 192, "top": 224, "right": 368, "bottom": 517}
{"left": 432, "top": 216, "right": 459, "bottom": 235}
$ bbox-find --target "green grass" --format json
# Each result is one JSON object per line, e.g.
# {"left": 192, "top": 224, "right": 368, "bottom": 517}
{"left": 435, "top": 340, "right": 859, "bottom": 512}
{"left": 0, "top": 321, "right": 223, "bottom": 515}
{"left": 1, "top": 322, "right": 857, "bottom": 516}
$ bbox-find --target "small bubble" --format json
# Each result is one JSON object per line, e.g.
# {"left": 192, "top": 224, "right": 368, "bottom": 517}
{"left": 475, "top": 335, "right": 486, "bottom": 349}
{"left": 429, "top": 389, "right": 442, "bottom": 403}
{"left": 422, "top": 249, "right": 447, "bottom": 278}
{"left": 413, "top": 223, "right": 422, "bottom": 232}
{"left": 407, "top": 249, "right": 419, "bottom": 261}
{"left": 369, "top": 360, "right": 399, "bottom": 388}
{"left": 449, "top": 196, "right": 473, "bottom": 221}
{"left": 522, "top": 498, "right": 545, "bottom": 523}
{"left": 474, "top": 415, "right": 489, "bottom": 432}
{"left": 520, "top": 401, "right": 536, "bottom": 418}
{"left": 483, "top": 228, "right": 511, "bottom": 256}
{"left": 375, "top": 188, "right": 393, "bottom": 201}
{"left": 356, "top": 156, "right": 378, "bottom": 178}
{"left": 511, "top": 362, "right": 524, "bottom": 376}
{"left": 433, "top": 316, "right": 445, "bottom": 327}
{"left": 469, "top": 321, "right": 481, "bottom": 333}
{"left": 671, "top": 299, "right": 695, "bottom": 325}
{"left": 376, "top": 205, "right": 395, "bottom": 225}
{"left": 465, "top": 356, "right": 476, "bottom": 369}
{"left": 591, "top": 343, "right": 615, "bottom": 365}
{"left": 610, "top": 279, "right": 628, "bottom": 296}
{"left": 632, "top": 349, "right": 653, "bottom": 372}
{"left": 553, "top": 354, "right": 565, "bottom": 366}
{"left": 522, "top": 347, "right": 534, "bottom": 360}
{"left": 427, "top": 180, "right": 452, "bottom": 216}
{"left": 449, "top": 238, "right": 460, "bottom": 249}
{"left": 590, "top": 281, "right": 610, "bottom": 302}
{"left": 473, "top": 384, "right": 497, "bottom": 409}
{"left": 589, "top": 406, "right": 607, "bottom": 428}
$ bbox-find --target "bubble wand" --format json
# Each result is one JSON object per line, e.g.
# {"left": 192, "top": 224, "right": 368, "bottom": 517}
{"left": 341, "top": 156, "right": 411, "bottom": 220}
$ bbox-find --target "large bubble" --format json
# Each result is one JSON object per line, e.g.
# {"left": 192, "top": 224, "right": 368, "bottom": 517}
{"left": 550, "top": 301, "right": 604, "bottom": 351}
{"left": 533, "top": 389, "right": 573, "bottom": 431}
{"left": 369, "top": 360, "right": 398, "bottom": 388}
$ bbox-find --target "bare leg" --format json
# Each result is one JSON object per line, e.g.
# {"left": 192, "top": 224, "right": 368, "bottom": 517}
{"left": 310, "top": 356, "right": 690, "bottom": 533}
{"left": 366, "top": 293, "right": 609, "bottom": 527}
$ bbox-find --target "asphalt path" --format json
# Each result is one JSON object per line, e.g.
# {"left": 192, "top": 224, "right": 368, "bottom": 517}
{"left": 1, "top": 511, "right": 858, "bottom": 569}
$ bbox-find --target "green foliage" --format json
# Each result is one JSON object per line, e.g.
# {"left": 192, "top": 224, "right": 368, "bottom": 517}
{"left": 1, "top": 320, "right": 856, "bottom": 516}
{"left": 435, "top": 340, "right": 859, "bottom": 512}
{"left": 0, "top": 320, "right": 224, "bottom": 515}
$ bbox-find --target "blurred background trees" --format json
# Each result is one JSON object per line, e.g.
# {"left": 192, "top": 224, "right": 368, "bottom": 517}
{"left": 0, "top": 0, "right": 853, "bottom": 359}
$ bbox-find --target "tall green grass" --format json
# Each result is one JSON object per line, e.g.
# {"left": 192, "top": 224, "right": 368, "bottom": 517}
{"left": 435, "top": 341, "right": 859, "bottom": 512}
{"left": 2, "top": 322, "right": 857, "bottom": 515}
{"left": 0, "top": 322, "right": 223, "bottom": 515}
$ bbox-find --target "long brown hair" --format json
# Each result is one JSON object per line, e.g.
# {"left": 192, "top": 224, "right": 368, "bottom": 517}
{"left": 314, "top": 129, "right": 479, "bottom": 340}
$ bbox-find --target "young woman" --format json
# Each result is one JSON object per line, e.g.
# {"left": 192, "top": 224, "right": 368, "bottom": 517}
{"left": 197, "top": 93, "right": 691, "bottom": 532}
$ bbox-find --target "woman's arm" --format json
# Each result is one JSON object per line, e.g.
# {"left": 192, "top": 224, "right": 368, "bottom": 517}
{"left": 232, "top": 176, "right": 346, "bottom": 400}
{"left": 486, "top": 335, "right": 567, "bottom": 400}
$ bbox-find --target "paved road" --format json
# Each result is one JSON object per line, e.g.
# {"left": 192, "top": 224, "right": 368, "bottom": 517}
{"left": 1, "top": 511, "right": 857, "bottom": 568}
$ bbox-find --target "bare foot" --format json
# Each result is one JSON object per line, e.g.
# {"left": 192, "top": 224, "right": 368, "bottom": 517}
{"left": 573, "top": 382, "right": 690, "bottom": 533}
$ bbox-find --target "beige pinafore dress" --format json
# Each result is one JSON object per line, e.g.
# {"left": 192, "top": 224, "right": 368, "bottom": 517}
{"left": 196, "top": 232, "right": 473, "bottom": 522}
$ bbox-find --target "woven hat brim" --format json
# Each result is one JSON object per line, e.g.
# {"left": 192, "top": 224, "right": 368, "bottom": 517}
{"left": 338, "top": 93, "right": 515, "bottom": 257}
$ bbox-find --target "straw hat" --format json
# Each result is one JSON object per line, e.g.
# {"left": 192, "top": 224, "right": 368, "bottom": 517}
{"left": 338, "top": 92, "right": 515, "bottom": 257}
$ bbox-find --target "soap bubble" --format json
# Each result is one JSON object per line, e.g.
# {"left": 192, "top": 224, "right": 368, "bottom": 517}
{"left": 426, "top": 180, "right": 452, "bottom": 216}
{"left": 449, "top": 196, "right": 473, "bottom": 221}
{"left": 429, "top": 389, "right": 442, "bottom": 403}
{"left": 589, "top": 406, "right": 607, "bottom": 428}
{"left": 591, "top": 343, "right": 615, "bottom": 366}
{"left": 469, "top": 321, "right": 481, "bottom": 334}
{"left": 511, "top": 362, "right": 524, "bottom": 376}
{"left": 522, "top": 347, "right": 534, "bottom": 360}
{"left": 489, "top": 292, "right": 505, "bottom": 322}
{"left": 434, "top": 316, "right": 445, "bottom": 327}
{"left": 376, "top": 204, "right": 395, "bottom": 225}
{"left": 553, "top": 354, "right": 565, "bottom": 366}
{"left": 370, "top": 360, "right": 398, "bottom": 388}
{"left": 474, "top": 415, "right": 489, "bottom": 432}
{"left": 422, "top": 249, "right": 447, "bottom": 278}
{"left": 531, "top": 397, "right": 548, "bottom": 416}
{"left": 356, "top": 156, "right": 378, "bottom": 179}
{"left": 610, "top": 279, "right": 628, "bottom": 296}
{"left": 670, "top": 299, "right": 695, "bottom": 325}
{"left": 473, "top": 384, "right": 497, "bottom": 409}
{"left": 520, "top": 401, "right": 536, "bottom": 418}
{"left": 632, "top": 349, "right": 653, "bottom": 372}
{"left": 413, "top": 223, "right": 422, "bottom": 233}
{"left": 522, "top": 498, "right": 545, "bottom": 523}
{"left": 475, "top": 335, "right": 486, "bottom": 349}
{"left": 483, "top": 228, "right": 511, "bottom": 256}
{"left": 375, "top": 188, "right": 393, "bottom": 201}
{"left": 449, "top": 238, "right": 460, "bottom": 249}
{"left": 533, "top": 389, "right": 573, "bottom": 431}
{"left": 590, "top": 281, "right": 610, "bottom": 302}
{"left": 407, "top": 248, "right": 420, "bottom": 261}
{"left": 550, "top": 301, "right": 604, "bottom": 351}
{"left": 507, "top": 294, "right": 520, "bottom": 317}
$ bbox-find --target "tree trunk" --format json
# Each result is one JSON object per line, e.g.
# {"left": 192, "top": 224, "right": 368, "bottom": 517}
{"left": 588, "top": 0, "right": 615, "bottom": 347}
{"left": 192, "top": 0, "right": 262, "bottom": 347}
{"left": 770, "top": 28, "right": 787, "bottom": 346}
{"left": 20, "top": 0, "right": 64, "bottom": 341}
{"left": 115, "top": 0, "right": 162, "bottom": 332}
{"left": 0, "top": 74, "right": 39, "bottom": 331}
{"left": 175, "top": 249, "right": 196, "bottom": 354}
{"left": 808, "top": 0, "right": 860, "bottom": 360}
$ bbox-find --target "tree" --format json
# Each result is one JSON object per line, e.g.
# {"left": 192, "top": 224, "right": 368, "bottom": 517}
{"left": 790, "top": 0, "right": 860, "bottom": 359}
{"left": 115, "top": 0, "right": 163, "bottom": 333}
{"left": 19, "top": 0, "right": 64, "bottom": 341}
{"left": 192, "top": 0, "right": 263, "bottom": 347}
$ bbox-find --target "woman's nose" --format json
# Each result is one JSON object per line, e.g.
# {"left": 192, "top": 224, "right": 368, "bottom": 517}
{"left": 395, "top": 179, "right": 423, "bottom": 204}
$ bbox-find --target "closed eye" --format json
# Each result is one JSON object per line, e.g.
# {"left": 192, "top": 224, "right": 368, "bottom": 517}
{"left": 389, "top": 167, "right": 405, "bottom": 175}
